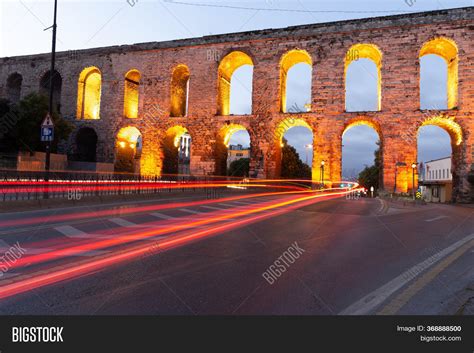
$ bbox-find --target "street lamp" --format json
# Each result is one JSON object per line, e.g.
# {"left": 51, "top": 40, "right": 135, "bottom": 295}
{"left": 411, "top": 162, "right": 417, "bottom": 200}
{"left": 320, "top": 160, "right": 325, "bottom": 187}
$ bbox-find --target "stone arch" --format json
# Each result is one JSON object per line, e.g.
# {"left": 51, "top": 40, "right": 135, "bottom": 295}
{"left": 344, "top": 43, "right": 382, "bottom": 111}
{"left": 115, "top": 126, "right": 142, "bottom": 173}
{"left": 39, "top": 69, "right": 62, "bottom": 113}
{"left": 217, "top": 51, "right": 254, "bottom": 116}
{"left": 6, "top": 73, "right": 23, "bottom": 103}
{"left": 162, "top": 125, "right": 190, "bottom": 175}
{"left": 416, "top": 115, "right": 463, "bottom": 201}
{"left": 279, "top": 49, "right": 313, "bottom": 113}
{"left": 342, "top": 118, "right": 383, "bottom": 188}
{"left": 123, "top": 69, "right": 141, "bottom": 119}
{"left": 419, "top": 37, "right": 458, "bottom": 109}
{"left": 273, "top": 117, "right": 314, "bottom": 179}
{"left": 77, "top": 66, "right": 102, "bottom": 119}
{"left": 170, "top": 64, "right": 190, "bottom": 117}
{"left": 215, "top": 123, "right": 252, "bottom": 176}
{"left": 73, "top": 127, "right": 98, "bottom": 162}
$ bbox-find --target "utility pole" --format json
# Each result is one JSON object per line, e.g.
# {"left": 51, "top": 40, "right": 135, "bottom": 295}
{"left": 42, "top": 0, "right": 58, "bottom": 200}
{"left": 45, "top": 0, "right": 58, "bottom": 180}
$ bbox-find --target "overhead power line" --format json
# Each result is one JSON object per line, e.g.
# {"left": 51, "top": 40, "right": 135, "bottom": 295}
{"left": 162, "top": 1, "right": 418, "bottom": 14}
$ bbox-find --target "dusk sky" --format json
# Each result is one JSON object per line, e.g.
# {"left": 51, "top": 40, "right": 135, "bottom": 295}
{"left": 1, "top": 0, "right": 469, "bottom": 177}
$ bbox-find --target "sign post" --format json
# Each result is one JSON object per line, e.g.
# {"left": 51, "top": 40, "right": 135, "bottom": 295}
{"left": 370, "top": 186, "right": 374, "bottom": 198}
{"left": 41, "top": 114, "right": 54, "bottom": 199}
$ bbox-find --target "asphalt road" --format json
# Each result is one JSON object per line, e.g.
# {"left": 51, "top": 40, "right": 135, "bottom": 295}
{"left": 0, "top": 190, "right": 472, "bottom": 315}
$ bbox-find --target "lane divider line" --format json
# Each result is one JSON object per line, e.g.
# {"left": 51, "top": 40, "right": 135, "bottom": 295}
{"left": 339, "top": 233, "right": 474, "bottom": 315}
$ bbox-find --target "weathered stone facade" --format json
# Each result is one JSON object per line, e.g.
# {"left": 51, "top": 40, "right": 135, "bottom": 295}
{"left": 0, "top": 7, "right": 473, "bottom": 201}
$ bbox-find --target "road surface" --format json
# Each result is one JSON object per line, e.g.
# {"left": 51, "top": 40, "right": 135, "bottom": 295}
{"left": 0, "top": 190, "right": 472, "bottom": 315}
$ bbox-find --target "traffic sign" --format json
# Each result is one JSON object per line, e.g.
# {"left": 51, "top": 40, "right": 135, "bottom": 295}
{"left": 41, "top": 113, "right": 54, "bottom": 127}
{"left": 41, "top": 126, "right": 54, "bottom": 142}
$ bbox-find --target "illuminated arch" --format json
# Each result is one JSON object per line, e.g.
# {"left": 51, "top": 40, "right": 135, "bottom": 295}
{"left": 344, "top": 44, "right": 382, "bottom": 111}
{"left": 117, "top": 126, "right": 142, "bottom": 149}
{"left": 419, "top": 37, "right": 458, "bottom": 109}
{"left": 280, "top": 49, "right": 312, "bottom": 113}
{"left": 123, "top": 69, "right": 141, "bottom": 119}
{"left": 170, "top": 65, "right": 190, "bottom": 117}
{"left": 275, "top": 118, "right": 312, "bottom": 146}
{"left": 418, "top": 115, "right": 462, "bottom": 146}
{"left": 162, "top": 125, "right": 190, "bottom": 175}
{"left": 342, "top": 118, "right": 382, "bottom": 139}
{"left": 115, "top": 126, "right": 142, "bottom": 173}
{"left": 77, "top": 66, "right": 101, "bottom": 120}
{"left": 219, "top": 123, "right": 248, "bottom": 147}
{"left": 217, "top": 51, "right": 253, "bottom": 116}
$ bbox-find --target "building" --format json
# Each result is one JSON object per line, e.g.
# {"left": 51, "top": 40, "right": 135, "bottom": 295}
{"left": 0, "top": 8, "right": 473, "bottom": 201}
{"left": 420, "top": 156, "right": 453, "bottom": 203}
{"left": 227, "top": 144, "right": 250, "bottom": 169}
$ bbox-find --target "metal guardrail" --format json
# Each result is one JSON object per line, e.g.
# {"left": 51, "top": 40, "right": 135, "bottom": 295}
{"left": 0, "top": 170, "right": 237, "bottom": 202}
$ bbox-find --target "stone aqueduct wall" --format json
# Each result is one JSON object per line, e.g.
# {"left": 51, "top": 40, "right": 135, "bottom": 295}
{"left": 0, "top": 7, "right": 473, "bottom": 201}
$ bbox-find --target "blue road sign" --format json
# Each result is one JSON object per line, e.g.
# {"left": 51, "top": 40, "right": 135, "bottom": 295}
{"left": 41, "top": 126, "right": 54, "bottom": 142}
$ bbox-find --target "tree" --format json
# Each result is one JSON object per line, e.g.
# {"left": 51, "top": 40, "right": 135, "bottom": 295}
{"left": 0, "top": 93, "right": 73, "bottom": 154}
{"left": 358, "top": 141, "right": 381, "bottom": 190}
{"left": 281, "top": 139, "right": 311, "bottom": 179}
{"left": 228, "top": 158, "right": 250, "bottom": 177}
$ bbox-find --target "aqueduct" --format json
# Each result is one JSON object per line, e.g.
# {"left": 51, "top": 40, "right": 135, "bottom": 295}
{"left": 0, "top": 7, "right": 473, "bottom": 201}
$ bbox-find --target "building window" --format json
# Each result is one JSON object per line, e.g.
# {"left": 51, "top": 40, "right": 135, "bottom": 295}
{"left": 77, "top": 66, "right": 102, "bottom": 120}
{"left": 124, "top": 69, "right": 141, "bottom": 119}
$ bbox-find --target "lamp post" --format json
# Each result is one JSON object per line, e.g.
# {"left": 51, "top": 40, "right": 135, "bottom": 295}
{"left": 320, "top": 160, "right": 325, "bottom": 187}
{"left": 411, "top": 162, "right": 417, "bottom": 200}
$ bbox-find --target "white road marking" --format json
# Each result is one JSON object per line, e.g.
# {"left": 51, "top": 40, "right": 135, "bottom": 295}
{"left": 149, "top": 212, "right": 176, "bottom": 220}
{"left": 201, "top": 205, "right": 225, "bottom": 211}
{"left": 179, "top": 208, "right": 203, "bottom": 214}
{"left": 425, "top": 215, "right": 448, "bottom": 222}
{"left": 55, "top": 225, "right": 88, "bottom": 238}
{"left": 108, "top": 217, "right": 150, "bottom": 228}
{"left": 218, "top": 203, "right": 238, "bottom": 207}
{"left": 339, "top": 233, "right": 474, "bottom": 315}
{"left": 231, "top": 201, "right": 256, "bottom": 205}
{"left": 54, "top": 225, "right": 114, "bottom": 239}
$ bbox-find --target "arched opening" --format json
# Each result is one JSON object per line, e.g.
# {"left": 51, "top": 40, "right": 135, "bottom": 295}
{"left": 215, "top": 124, "right": 251, "bottom": 176}
{"left": 6, "top": 73, "right": 22, "bottom": 103}
{"left": 417, "top": 116, "right": 462, "bottom": 202}
{"left": 39, "top": 70, "right": 62, "bottom": 113}
{"left": 162, "top": 126, "right": 191, "bottom": 175}
{"left": 217, "top": 51, "right": 253, "bottom": 116}
{"left": 74, "top": 127, "right": 98, "bottom": 162}
{"left": 344, "top": 44, "right": 382, "bottom": 112}
{"left": 77, "top": 66, "right": 102, "bottom": 120}
{"left": 170, "top": 65, "right": 190, "bottom": 117}
{"left": 274, "top": 118, "right": 312, "bottom": 179}
{"left": 419, "top": 38, "right": 458, "bottom": 110}
{"left": 280, "top": 49, "right": 312, "bottom": 113}
{"left": 115, "top": 126, "right": 142, "bottom": 174}
{"left": 342, "top": 121, "right": 381, "bottom": 191}
{"left": 124, "top": 69, "right": 141, "bottom": 119}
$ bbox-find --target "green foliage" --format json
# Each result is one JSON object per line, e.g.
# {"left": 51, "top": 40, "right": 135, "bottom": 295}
{"left": 228, "top": 158, "right": 250, "bottom": 177}
{"left": 358, "top": 142, "right": 381, "bottom": 190}
{"left": 0, "top": 93, "right": 73, "bottom": 153}
{"left": 281, "top": 139, "right": 311, "bottom": 179}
